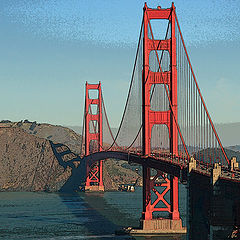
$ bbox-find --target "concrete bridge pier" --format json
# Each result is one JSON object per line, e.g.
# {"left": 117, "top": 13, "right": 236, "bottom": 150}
{"left": 187, "top": 159, "right": 240, "bottom": 240}
{"left": 187, "top": 159, "right": 210, "bottom": 240}
{"left": 209, "top": 163, "right": 240, "bottom": 240}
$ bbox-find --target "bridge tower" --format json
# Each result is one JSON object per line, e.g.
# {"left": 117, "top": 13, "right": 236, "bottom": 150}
{"left": 85, "top": 82, "right": 104, "bottom": 191}
{"left": 142, "top": 3, "right": 184, "bottom": 231}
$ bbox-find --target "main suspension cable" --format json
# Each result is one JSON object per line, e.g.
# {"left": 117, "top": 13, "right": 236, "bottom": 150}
{"left": 106, "top": 18, "right": 144, "bottom": 150}
{"left": 175, "top": 14, "right": 229, "bottom": 164}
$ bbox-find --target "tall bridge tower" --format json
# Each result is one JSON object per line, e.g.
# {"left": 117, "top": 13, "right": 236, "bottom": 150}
{"left": 85, "top": 82, "right": 104, "bottom": 191}
{"left": 141, "top": 3, "right": 184, "bottom": 231}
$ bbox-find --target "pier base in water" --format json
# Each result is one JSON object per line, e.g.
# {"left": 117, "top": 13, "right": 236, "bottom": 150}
{"left": 85, "top": 185, "right": 104, "bottom": 192}
{"left": 130, "top": 219, "right": 186, "bottom": 235}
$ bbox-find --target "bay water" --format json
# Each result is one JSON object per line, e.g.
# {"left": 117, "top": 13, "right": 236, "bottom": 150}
{"left": 0, "top": 186, "right": 187, "bottom": 240}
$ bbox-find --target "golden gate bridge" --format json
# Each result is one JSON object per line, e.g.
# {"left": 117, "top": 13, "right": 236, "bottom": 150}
{"left": 77, "top": 2, "right": 240, "bottom": 237}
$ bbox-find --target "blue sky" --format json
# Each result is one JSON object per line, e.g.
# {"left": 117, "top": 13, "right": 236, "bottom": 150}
{"left": 0, "top": 0, "right": 240, "bottom": 127}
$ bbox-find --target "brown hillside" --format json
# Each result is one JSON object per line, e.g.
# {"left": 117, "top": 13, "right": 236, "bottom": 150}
{"left": 0, "top": 127, "right": 71, "bottom": 191}
{"left": 0, "top": 124, "right": 142, "bottom": 192}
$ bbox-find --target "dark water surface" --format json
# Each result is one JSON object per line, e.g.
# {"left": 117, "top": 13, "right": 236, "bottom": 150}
{"left": 0, "top": 186, "right": 186, "bottom": 240}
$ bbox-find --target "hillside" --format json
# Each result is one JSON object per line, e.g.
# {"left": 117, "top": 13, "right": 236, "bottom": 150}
{"left": 226, "top": 145, "right": 240, "bottom": 152}
{"left": 225, "top": 148, "right": 240, "bottom": 161}
{"left": 0, "top": 127, "right": 71, "bottom": 191}
{"left": 0, "top": 120, "right": 141, "bottom": 192}
{"left": 1, "top": 120, "right": 238, "bottom": 192}
{"left": 1, "top": 120, "right": 83, "bottom": 155}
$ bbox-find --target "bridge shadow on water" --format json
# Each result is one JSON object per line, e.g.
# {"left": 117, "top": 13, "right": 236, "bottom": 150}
{"left": 50, "top": 141, "right": 135, "bottom": 238}
{"left": 50, "top": 142, "right": 185, "bottom": 240}
{"left": 57, "top": 192, "right": 133, "bottom": 239}
{"left": 57, "top": 192, "right": 185, "bottom": 240}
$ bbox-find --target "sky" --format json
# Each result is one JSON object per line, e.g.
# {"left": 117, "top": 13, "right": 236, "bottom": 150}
{"left": 0, "top": 0, "right": 240, "bottom": 127}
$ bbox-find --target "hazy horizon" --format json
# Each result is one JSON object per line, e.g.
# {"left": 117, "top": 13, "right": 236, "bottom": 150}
{"left": 1, "top": 118, "right": 239, "bottom": 147}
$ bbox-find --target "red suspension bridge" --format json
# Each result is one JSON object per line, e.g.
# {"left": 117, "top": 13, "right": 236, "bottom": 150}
{"left": 79, "top": 3, "right": 240, "bottom": 235}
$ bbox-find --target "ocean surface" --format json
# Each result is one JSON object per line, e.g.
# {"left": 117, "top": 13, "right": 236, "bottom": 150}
{"left": 0, "top": 186, "right": 187, "bottom": 240}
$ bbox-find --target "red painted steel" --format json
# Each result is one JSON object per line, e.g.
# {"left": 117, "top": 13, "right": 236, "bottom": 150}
{"left": 85, "top": 81, "right": 104, "bottom": 189}
{"left": 142, "top": 3, "right": 180, "bottom": 220}
{"left": 175, "top": 15, "right": 229, "bottom": 165}
{"left": 79, "top": 2, "right": 234, "bottom": 229}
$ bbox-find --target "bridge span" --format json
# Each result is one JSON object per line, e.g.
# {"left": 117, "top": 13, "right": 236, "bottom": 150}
{"left": 82, "top": 151, "right": 240, "bottom": 184}
{"left": 78, "top": 2, "right": 240, "bottom": 239}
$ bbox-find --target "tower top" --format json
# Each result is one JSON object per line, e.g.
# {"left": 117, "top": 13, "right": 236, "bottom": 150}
{"left": 144, "top": 2, "right": 175, "bottom": 11}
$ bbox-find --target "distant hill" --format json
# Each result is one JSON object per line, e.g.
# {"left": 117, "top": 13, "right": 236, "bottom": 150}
{"left": 224, "top": 148, "right": 240, "bottom": 162}
{"left": 226, "top": 145, "right": 240, "bottom": 152}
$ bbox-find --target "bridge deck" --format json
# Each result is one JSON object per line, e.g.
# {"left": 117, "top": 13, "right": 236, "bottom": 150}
{"left": 82, "top": 150, "right": 240, "bottom": 183}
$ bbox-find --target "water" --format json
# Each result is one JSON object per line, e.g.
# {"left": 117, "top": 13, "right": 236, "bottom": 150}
{"left": 0, "top": 186, "right": 187, "bottom": 240}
